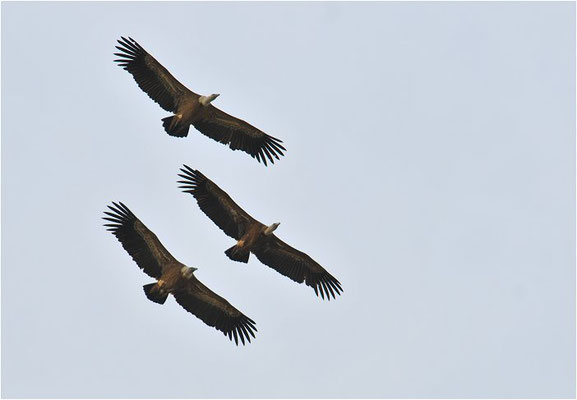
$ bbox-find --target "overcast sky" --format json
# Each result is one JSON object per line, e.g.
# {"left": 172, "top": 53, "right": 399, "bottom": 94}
{"left": 2, "top": 1, "right": 575, "bottom": 398}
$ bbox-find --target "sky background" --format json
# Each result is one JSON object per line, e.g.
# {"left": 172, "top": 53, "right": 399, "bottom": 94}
{"left": 1, "top": 1, "right": 575, "bottom": 398}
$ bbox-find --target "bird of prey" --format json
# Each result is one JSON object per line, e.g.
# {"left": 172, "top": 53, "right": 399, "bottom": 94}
{"left": 114, "top": 37, "right": 285, "bottom": 166}
{"left": 177, "top": 165, "right": 343, "bottom": 300}
{"left": 103, "top": 202, "right": 257, "bottom": 345}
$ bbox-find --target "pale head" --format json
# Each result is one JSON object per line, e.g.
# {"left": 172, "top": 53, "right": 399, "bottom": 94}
{"left": 264, "top": 222, "right": 281, "bottom": 236}
{"left": 180, "top": 266, "right": 198, "bottom": 279}
{"left": 199, "top": 93, "right": 220, "bottom": 106}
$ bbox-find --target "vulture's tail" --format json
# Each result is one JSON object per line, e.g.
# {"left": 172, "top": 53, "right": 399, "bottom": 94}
{"left": 225, "top": 245, "right": 250, "bottom": 263}
{"left": 143, "top": 283, "right": 169, "bottom": 304}
{"left": 162, "top": 115, "right": 190, "bottom": 137}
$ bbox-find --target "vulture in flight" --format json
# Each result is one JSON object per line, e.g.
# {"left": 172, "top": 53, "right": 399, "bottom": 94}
{"left": 114, "top": 37, "right": 285, "bottom": 166}
{"left": 177, "top": 165, "right": 343, "bottom": 300}
{"left": 103, "top": 202, "right": 257, "bottom": 345}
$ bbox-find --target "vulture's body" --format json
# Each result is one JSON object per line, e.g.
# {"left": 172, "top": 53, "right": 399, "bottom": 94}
{"left": 114, "top": 37, "right": 285, "bottom": 165}
{"left": 103, "top": 202, "right": 256, "bottom": 345}
{"left": 178, "top": 166, "right": 343, "bottom": 300}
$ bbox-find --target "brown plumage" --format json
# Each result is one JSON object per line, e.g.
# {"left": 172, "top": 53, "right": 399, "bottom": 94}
{"left": 103, "top": 202, "right": 257, "bottom": 345}
{"left": 114, "top": 36, "right": 285, "bottom": 166}
{"left": 177, "top": 166, "right": 343, "bottom": 300}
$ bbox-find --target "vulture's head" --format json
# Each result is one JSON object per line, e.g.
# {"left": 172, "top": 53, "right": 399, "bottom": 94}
{"left": 180, "top": 266, "right": 198, "bottom": 279}
{"left": 199, "top": 93, "right": 220, "bottom": 106}
{"left": 264, "top": 222, "right": 281, "bottom": 236}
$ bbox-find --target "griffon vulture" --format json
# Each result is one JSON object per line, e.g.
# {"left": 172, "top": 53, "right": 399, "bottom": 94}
{"left": 103, "top": 202, "right": 257, "bottom": 345}
{"left": 177, "top": 166, "right": 343, "bottom": 300}
{"left": 114, "top": 37, "right": 285, "bottom": 166}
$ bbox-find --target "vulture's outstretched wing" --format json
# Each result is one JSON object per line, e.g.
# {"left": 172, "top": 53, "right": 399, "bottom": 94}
{"left": 178, "top": 165, "right": 257, "bottom": 239}
{"left": 252, "top": 236, "right": 343, "bottom": 300}
{"left": 193, "top": 106, "right": 286, "bottom": 166}
{"left": 103, "top": 202, "right": 176, "bottom": 279}
{"left": 173, "top": 277, "right": 257, "bottom": 345}
{"left": 114, "top": 36, "right": 194, "bottom": 112}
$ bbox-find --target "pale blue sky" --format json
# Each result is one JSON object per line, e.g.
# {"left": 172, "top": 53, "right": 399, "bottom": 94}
{"left": 2, "top": 1, "right": 575, "bottom": 398}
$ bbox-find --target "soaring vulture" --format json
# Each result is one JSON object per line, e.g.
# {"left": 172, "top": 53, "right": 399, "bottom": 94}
{"left": 114, "top": 37, "right": 285, "bottom": 166}
{"left": 103, "top": 202, "right": 257, "bottom": 345}
{"left": 177, "top": 165, "right": 343, "bottom": 300}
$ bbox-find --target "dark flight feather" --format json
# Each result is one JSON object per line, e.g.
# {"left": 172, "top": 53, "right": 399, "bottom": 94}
{"left": 114, "top": 36, "right": 191, "bottom": 112}
{"left": 103, "top": 201, "right": 172, "bottom": 279}
{"left": 177, "top": 165, "right": 256, "bottom": 239}
{"left": 251, "top": 236, "right": 343, "bottom": 300}
{"left": 173, "top": 286, "right": 257, "bottom": 345}
{"left": 193, "top": 106, "right": 286, "bottom": 166}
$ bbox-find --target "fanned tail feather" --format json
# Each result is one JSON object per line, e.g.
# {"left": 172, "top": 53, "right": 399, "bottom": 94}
{"left": 162, "top": 115, "right": 189, "bottom": 137}
{"left": 225, "top": 245, "right": 250, "bottom": 263}
{"left": 143, "top": 283, "right": 168, "bottom": 304}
